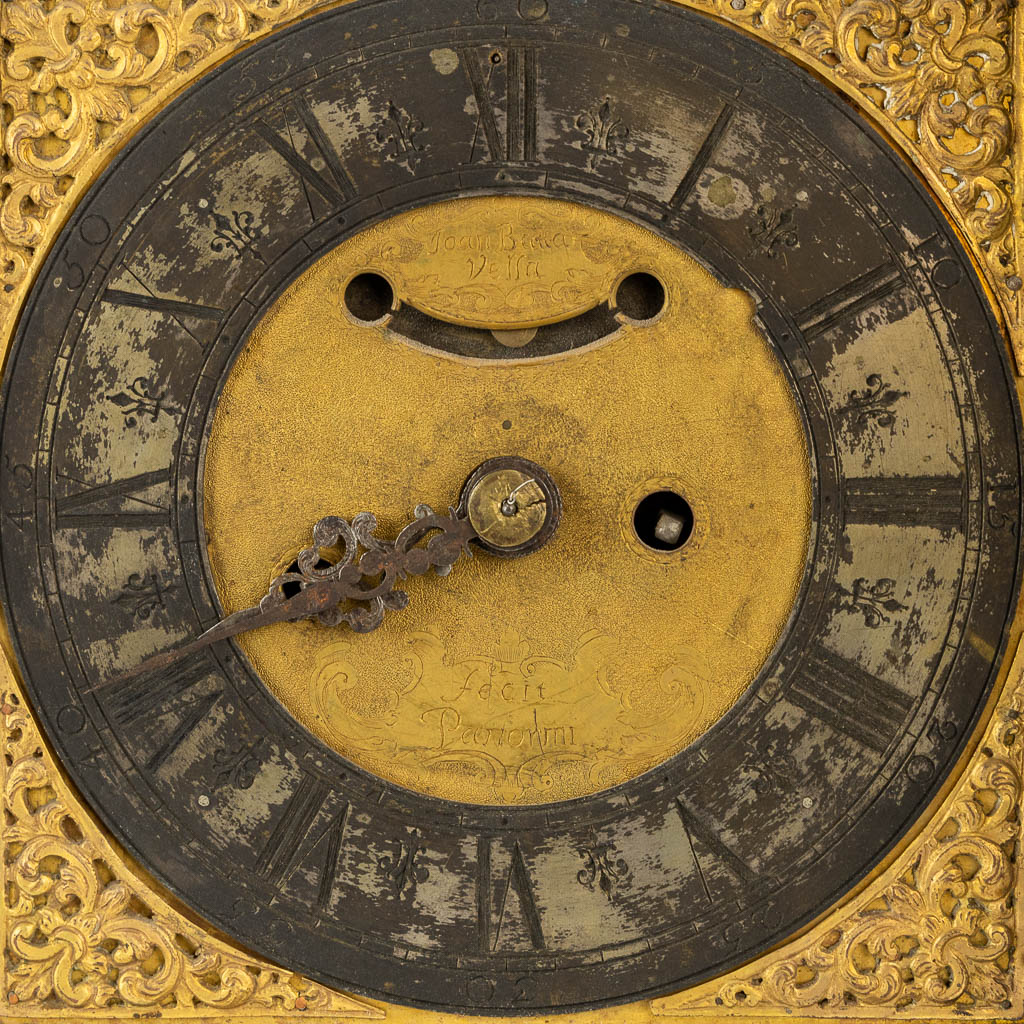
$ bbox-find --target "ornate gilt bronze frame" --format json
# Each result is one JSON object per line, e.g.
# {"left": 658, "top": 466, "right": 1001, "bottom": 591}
{"left": 1, "top": 0, "right": 1021, "bottom": 1020}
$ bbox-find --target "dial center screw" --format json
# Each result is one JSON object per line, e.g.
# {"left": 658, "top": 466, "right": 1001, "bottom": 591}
{"left": 460, "top": 458, "right": 561, "bottom": 557}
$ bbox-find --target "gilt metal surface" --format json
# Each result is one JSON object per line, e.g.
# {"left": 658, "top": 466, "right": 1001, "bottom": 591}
{"left": 0, "top": 0, "right": 1020, "bottom": 1016}
{"left": 205, "top": 195, "right": 808, "bottom": 805}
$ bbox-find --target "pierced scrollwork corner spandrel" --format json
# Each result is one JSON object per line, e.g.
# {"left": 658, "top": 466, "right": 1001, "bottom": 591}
{"left": 651, "top": 639, "right": 1024, "bottom": 1017}
{"left": 0, "top": 685, "right": 382, "bottom": 1016}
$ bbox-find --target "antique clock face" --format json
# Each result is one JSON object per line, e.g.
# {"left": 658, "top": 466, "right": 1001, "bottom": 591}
{"left": 0, "top": 0, "right": 1020, "bottom": 1016}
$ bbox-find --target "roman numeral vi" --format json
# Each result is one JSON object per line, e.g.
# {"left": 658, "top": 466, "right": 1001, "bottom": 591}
{"left": 477, "top": 838, "right": 545, "bottom": 951}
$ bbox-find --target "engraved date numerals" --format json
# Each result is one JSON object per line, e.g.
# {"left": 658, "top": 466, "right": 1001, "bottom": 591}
{"left": 3, "top": 458, "right": 33, "bottom": 534}
{"left": 988, "top": 482, "right": 1019, "bottom": 535}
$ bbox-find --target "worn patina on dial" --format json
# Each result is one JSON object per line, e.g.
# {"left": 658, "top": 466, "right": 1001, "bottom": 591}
{"left": 0, "top": 0, "right": 1020, "bottom": 1015}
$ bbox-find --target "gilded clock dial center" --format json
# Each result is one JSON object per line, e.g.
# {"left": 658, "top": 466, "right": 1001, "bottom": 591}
{"left": 104, "top": 456, "right": 562, "bottom": 684}
{"left": 203, "top": 195, "right": 812, "bottom": 807}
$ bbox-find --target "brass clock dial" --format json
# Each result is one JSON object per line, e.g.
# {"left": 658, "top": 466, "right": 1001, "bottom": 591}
{"left": 0, "top": 0, "right": 1020, "bottom": 1017}
{"left": 205, "top": 195, "right": 811, "bottom": 806}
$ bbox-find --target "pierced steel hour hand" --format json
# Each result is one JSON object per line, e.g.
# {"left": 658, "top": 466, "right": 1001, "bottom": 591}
{"left": 109, "top": 457, "right": 560, "bottom": 684}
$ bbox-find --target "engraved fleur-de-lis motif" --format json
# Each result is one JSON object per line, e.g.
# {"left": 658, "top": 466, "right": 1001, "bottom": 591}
{"left": 378, "top": 833, "right": 429, "bottom": 895}
{"left": 838, "top": 577, "right": 908, "bottom": 629}
{"left": 577, "top": 843, "right": 630, "bottom": 899}
{"left": 747, "top": 203, "right": 799, "bottom": 257}
{"left": 212, "top": 739, "right": 266, "bottom": 790}
{"left": 209, "top": 209, "right": 266, "bottom": 263}
{"left": 106, "top": 377, "right": 167, "bottom": 427}
{"left": 740, "top": 737, "right": 798, "bottom": 795}
{"left": 375, "top": 101, "right": 427, "bottom": 172}
{"left": 838, "top": 373, "right": 909, "bottom": 429}
{"left": 112, "top": 572, "right": 176, "bottom": 621}
{"left": 574, "top": 97, "right": 630, "bottom": 171}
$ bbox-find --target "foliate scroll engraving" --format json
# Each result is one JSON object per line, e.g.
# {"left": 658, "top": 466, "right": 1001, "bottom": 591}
{"left": 213, "top": 738, "right": 268, "bottom": 790}
{"left": 378, "top": 834, "right": 429, "bottom": 896}
{"left": 838, "top": 374, "right": 908, "bottom": 429}
{"left": 312, "top": 628, "right": 709, "bottom": 805}
{"left": 836, "top": 577, "right": 908, "bottom": 628}
{"left": 747, "top": 203, "right": 798, "bottom": 258}
{"left": 577, "top": 844, "right": 631, "bottom": 898}
{"left": 209, "top": 207, "right": 266, "bottom": 263}
{"left": 106, "top": 377, "right": 170, "bottom": 426}
{"left": 375, "top": 101, "right": 427, "bottom": 172}
{"left": 652, "top": 639, "right": 1024, "bottom": 1017}
{"left": 739, "top": 737, "right": 798, "bottom": 794}
{"left": 112, "top": 571, "right": 177, "bottom": 622}
{"left": 0, "top": 676, "right": 382, "bottom": 1017}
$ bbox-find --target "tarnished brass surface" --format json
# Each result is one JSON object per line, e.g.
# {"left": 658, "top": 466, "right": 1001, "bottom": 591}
{"left": 203, "top": 196, "right": 812, "bottom": 806}
{"left": 2, "top": 0, "right": 1019, "bottom": 364}
{"left": 0, "top": 656, "right": 380, "bottom": 1019}
{"left": 1, "top": 0, "right": 1023, "bottom": 1020}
